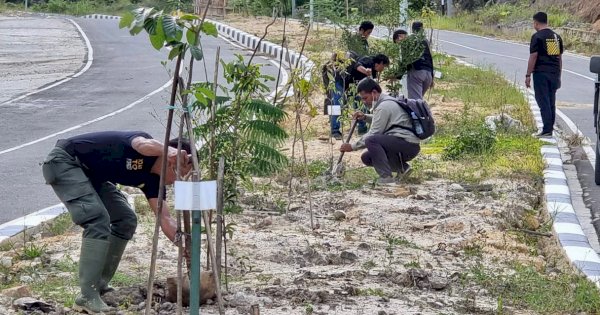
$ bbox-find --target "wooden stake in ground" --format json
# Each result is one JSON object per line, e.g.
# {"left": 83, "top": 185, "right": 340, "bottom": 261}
{"left": 145, "top": 53, "right": 183, "bottom": 315}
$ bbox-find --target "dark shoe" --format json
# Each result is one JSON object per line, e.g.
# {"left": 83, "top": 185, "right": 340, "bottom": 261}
{"left": 534, "top": 131, "right": 553, "bottom": 138}
{"left": 332, "top": 132, "right": 343, "bottom": 140}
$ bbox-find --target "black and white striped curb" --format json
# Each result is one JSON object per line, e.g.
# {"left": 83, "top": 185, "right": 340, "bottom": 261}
{"left": 454, "top": 58, "right": 600, "bottom": 285}
{"left": 207, "top": 19, "right": 314, "bottom": 81}
{"left": 82, "top": 14, "right": 120, "bottom": 20}
{"left": 525, "top": 88, "right": 600, "bottom": 284}
{"left": 0, "top": 204, "right": 67, "bottom": 243}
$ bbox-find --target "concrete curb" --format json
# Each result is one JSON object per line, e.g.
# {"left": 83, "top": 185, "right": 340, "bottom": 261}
{"left": 208, "top": 19, "right": 314, "bottom": 80}
{"left": 526, "top": 88, "right": 600, "bottom": 285}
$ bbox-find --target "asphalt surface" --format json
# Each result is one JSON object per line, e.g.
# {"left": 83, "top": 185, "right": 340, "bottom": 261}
{"left": 0, "top": 17, "right": 281, "bottom": 224}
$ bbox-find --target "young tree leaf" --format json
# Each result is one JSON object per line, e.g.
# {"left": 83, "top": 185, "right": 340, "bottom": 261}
{"left": 186, "top": 29, "right": 197, "bottom": 46}
{"left": 180, "top": 14, "right": 199, "bottom": 21}
{"left": 119, "top": 12, "right": 134, "bottom": 29}
{"left": 200, "top": 22, "right": 218, "bottom": 37}
{"left": 143, "top": 17, "right": 157, "bottom": 34}
{"left": 168, "top": 44, "right": 182, "bottom": 60}
{"left": 148, "top": 16, "right": 165, "bottom": 50}
{"left": 190, "top": 45, "right": 203, "bottom": 61}
{"left": 162, "top": 15, "right": 181, "bottom": 41}
{"left": 129, "top": 25, "right": 144, "bottom": 36}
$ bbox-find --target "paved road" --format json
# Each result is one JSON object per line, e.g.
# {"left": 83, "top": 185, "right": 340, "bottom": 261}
{"left": 0, "top": 17, "right": 281, "bottom": 223}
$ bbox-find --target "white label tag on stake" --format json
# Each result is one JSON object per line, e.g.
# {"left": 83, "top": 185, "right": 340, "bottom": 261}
{"left": 174, "top": 181, "right": 217, "bottom": 211}
{"left": 434, "top": 70, "right": 442, "bottom": 79}
{"left": 327, "top": 105, "right": 342, "bottom": 116}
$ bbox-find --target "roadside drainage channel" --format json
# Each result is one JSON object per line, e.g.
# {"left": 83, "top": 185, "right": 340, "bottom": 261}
{"left": 0, "top": 17, "right": 311, "bottom": 245}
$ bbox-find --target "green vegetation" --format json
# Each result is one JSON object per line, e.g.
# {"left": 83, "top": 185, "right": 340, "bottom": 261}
{"left": 430, "top": 1, "right": 600, "bottom": 55}
{"left": 465, "top": 263, "right": 600, "bottom": 313}
{"left": 409, "top": 54, "right": 544, "bottom": 184}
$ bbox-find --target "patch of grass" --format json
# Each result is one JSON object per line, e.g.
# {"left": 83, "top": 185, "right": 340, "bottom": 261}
{"left": 110, "top": 271, "right": 144, "bottom": 287}
{"left": 468, "top": 263, "right": 600, "bottom": 313}
{"left": 21, "top": 242, "right": 46, "bottom": 260}
{"left": 47, "top": 213, "right": 73, "bottom": 236}
{"left": 322, "top": 166, "right": 378, "bottom": 192}
{"left": 134, "top": 195, "right": 152, "bottom": 216}
{"left": 463, "top": 243, "right": 484, "bottom": 258}
{"left": 412, "top": 56, "right": 544, "bottom": 184}
{"left": 30, "top": 274, "right": 78, "bottom": 307}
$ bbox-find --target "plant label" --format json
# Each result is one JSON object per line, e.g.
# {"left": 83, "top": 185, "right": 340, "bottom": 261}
{"left": 174, "top": 181, "right": 217, "bottom": 211}
{"left": 327, "top": 105, "right": 342, "bottom": 116}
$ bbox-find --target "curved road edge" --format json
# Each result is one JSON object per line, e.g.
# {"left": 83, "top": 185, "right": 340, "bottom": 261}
{"left": 0, "top": 17, "right": 93, "bottom": 107}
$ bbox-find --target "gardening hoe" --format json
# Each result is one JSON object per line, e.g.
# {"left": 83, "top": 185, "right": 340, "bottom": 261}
{"left": 333, "top": 119, "right": 358, "bottom": 177}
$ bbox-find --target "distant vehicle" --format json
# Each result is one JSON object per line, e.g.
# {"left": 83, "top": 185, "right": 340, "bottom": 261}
{"left": 591, "top": 56, "right": 600, "bottom": 183}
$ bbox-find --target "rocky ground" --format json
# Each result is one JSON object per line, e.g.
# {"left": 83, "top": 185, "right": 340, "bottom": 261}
{"left": 0, "top": 13, "right": 85, "bottom": 104}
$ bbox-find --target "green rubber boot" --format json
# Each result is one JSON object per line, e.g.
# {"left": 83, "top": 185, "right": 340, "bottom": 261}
{"left": 98, "top": 235, "right": 128, "bottom": 295}
{"left": 73, "top": 238, "right": 113, "bottom": 314}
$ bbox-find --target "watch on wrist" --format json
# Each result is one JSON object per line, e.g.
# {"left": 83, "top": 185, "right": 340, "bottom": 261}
{"left": 525, "top": 74, "right": 531, "bottom": 78}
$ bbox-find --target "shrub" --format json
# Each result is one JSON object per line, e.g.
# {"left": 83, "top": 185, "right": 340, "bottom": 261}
{"left": 443, "top": 121, "right": 496, "bottom": 160}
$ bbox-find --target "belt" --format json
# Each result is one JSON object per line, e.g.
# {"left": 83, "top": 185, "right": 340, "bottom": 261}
{"left": 55, "top": 139, "right": 76, "bottom": 157}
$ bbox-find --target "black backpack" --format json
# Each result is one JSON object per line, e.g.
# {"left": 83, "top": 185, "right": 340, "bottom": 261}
{"left": 390, "top": 97, "right": 435, "bottom": 140}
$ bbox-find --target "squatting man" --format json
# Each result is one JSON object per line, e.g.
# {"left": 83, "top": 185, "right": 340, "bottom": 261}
{"left": 42, "top": 131, "right": 192, "bottom": 313}
{"left": 339, "top": 78, "right": 421, "bottom": 185}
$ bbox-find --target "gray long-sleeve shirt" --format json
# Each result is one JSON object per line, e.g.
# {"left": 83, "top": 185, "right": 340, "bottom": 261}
{"left": 351, "top": 93, "right": 420, "bottom": 150}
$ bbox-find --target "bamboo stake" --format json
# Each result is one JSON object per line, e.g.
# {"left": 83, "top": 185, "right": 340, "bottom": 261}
{"left": 145, "top": 53, "right": 183, "bottom": 315}
{"left": 215, "top": 157, "right": 225, "bottom": 280}
{"left": 175, "top": 114, "right": 186, "bottom": 315}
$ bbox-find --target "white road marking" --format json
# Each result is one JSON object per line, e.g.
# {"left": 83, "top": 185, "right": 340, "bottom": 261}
{"left": 0, "top": 18, "right": 94, "bottom": 106}
{"left": 0, "top": 80, "right": 172, "bottom": 156}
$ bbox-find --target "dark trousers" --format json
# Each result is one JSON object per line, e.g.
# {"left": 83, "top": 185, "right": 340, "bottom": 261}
{"left": 42, "top": 147, "right": 138, "bottom": 240}
{"left": 533, "top": 72, "right": 560, "bottom": 134}
{"left": 360, "top": 134, "right": 420, "bottom": 178}
{"left": 329, "top": 78, "right": 367, "bottom": 135}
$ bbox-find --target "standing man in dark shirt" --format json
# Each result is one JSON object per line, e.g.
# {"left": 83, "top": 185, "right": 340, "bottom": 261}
{"left": 41, "top": 131, "right": 192, "bottom": 313}
{"left": 406, "top": 21, "right": 434, "bottom": 100}
{"left": 526, "top": 11, "right": 563, "bottom": 137}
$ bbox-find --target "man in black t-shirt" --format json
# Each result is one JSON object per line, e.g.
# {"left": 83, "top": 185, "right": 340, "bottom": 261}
{"left": 526, "top": 11, "right": 564, "bottom": 137}
{"left": 330, "top": 54, "right": 390, "bottom": 137}
{"left": 42, "top": 131, "right": 192, "bottom": 313}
